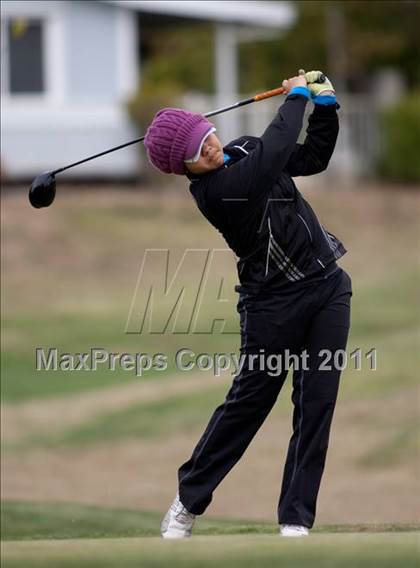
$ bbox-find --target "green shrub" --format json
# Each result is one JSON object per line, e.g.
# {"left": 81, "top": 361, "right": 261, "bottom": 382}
{"left": 127, "top": 81, "right": 182, "bottom": 134}
{"left": 126, "top": 81, "right": 183, "bottom": 183}
{"left": 379, "top": 93, "right": 420, "bottom": 183}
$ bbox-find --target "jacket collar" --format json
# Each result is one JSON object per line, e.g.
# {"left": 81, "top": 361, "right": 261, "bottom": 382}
{"left": 186, "top": 136, "right": 258, "bottom": 183}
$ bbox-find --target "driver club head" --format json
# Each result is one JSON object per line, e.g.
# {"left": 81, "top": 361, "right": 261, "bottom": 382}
{"left": 29, "top": 172, "right": 56, "bottom": 209}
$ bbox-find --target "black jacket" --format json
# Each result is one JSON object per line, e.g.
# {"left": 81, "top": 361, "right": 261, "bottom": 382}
{"left": 187, "top": 93, "right": 347, "bottom": 294}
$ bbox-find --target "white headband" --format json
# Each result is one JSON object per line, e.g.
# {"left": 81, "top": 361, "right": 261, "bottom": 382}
{"left": 184, "top": 127, "right": 217, "bottom": 163}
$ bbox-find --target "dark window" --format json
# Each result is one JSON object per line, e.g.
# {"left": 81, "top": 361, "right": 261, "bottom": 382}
{"left": 8, "top": 19, "right": 44, "bottom": 94}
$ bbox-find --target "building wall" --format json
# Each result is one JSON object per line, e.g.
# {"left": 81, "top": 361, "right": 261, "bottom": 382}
{"left": 65, "top": 1, "right": 118, "bottom": 103}
{"left": 1, "top": 0, "right": 140, "bottom": 179}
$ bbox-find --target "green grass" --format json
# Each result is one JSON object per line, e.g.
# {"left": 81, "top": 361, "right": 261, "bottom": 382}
{"left": 0, "top": 501, "right": 274, "bottom": 541}
{"left": 358, "top": 418, "right": 420, "bottom": 468}
{"left": 2, "top": 500, "right": 418, "bottom": 540}
{"left": 2, "top": 534, "right": 419, "bottom": 568}
{"left": 3, "top": 499, "right": 418, "bottom": 568}
{"left": 2, "top": 270, "right": 418, "bottom": 402}
{"left": 1, "top": 505, "right": 419, "bottom": 568}
{"left": 349, "top": 269, "right": 419, "bottom": 339}
{"left": 1, "top": 311, "right": 241, "bottom": 402}
{"left": 7, "top": 386, "right": 229, "bottom": 451}
{"left": 341, "top": 328, "right": 420, "bottom": 400}
{"left": 1, "top": 317, "right": 241, "bottom": 402}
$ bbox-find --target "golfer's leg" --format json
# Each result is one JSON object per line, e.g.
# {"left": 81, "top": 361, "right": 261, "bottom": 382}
{"left": 178, "top": 286, "right": 309, "bottom": 516}
{"left": 278, "top": 270, "right": 352, "bottom": 528}
{"left": 179, "top": 365, "right": 287, "bottom": 514}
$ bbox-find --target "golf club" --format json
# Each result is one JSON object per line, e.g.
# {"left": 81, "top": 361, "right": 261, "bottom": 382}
{"left": 29, "top": 72, "right": 325, "bottom": 209}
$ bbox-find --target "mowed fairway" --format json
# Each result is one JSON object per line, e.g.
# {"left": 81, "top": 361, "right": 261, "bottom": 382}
{"left": 2, "top": 532, "right": 419, "bottom": 568}
{"left": 2, "top": 501, "right": 419, "bottom": 567}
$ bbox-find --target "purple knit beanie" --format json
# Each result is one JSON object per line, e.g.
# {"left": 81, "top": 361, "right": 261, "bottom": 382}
{"left": 144, "top": 108, "right": 215, "bottom": 175}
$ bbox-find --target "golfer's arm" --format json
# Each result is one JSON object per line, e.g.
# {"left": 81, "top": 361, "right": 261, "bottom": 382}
{"left": 210, "top": 94, "right": 308, "bottom": 202}
{"left": 256, "top": 94, "right": 309, "bottom": 180}
{"left": 285, "top": 103, "right": 339, "bottom": 177}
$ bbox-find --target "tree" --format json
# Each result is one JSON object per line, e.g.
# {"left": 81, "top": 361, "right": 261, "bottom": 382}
{"left": 137, "top": 1, "right": 420, "bottom": 94}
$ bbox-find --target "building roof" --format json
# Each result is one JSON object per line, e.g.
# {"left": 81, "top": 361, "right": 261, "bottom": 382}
{"left": 103, "top": 0, "right": 296, "bottom": 28}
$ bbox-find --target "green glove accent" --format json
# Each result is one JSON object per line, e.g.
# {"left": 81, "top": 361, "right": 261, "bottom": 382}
{"left": 305, "top": 70, "right": 335, "bottom": 96}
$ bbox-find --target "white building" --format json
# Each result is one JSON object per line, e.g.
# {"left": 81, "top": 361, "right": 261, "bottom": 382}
{"left": 0, "top": 0, "right": 295, "bottom": 180}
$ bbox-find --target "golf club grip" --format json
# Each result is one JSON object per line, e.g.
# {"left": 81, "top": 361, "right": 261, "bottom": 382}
{"left": 253, "top": 87, "right": 286, "bottom": 102}
{"left": 252, "top": 74, "right": 325, "bottom": 102}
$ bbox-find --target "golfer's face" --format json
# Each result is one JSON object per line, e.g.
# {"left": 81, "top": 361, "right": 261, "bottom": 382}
{"left": 185, "top": 133, "right": 224, "bottom": 174}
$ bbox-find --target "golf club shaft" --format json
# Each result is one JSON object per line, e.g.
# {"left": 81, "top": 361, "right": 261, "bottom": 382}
{"left": 52, "top": 137, "right": 145, "bottom": 175}
{"left": 52, "top": 87, "right": 287, "bottom": 175}
{"left": 204, "top": 86, "right": 286, "bottom": 117}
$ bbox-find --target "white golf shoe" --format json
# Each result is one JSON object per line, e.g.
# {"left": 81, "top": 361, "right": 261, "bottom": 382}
{"left": 280, "top": 524, "right": 309, "bottom": 537}
{"left": 161, "top": 493, "right": 196, "bottom": 539}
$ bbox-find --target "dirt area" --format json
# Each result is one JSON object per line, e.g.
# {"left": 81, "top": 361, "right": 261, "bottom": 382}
{"left": 2, "top": 183, "right": 419, "bottom": 305}
{"left": 1, "top": 373, "right": 226, "bottom": 443}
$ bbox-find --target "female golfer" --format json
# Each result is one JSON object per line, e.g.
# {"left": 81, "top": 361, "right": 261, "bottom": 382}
{"left": 144, "top": 71, "right": 352, "bottom": 538}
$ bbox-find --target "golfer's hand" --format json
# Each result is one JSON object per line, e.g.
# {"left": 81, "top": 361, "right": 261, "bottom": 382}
{"left": 305, "top": 70, "right": 335, "bottom": 97}
{"left": 282, "top": 74, "right": 307, "bottom": 94}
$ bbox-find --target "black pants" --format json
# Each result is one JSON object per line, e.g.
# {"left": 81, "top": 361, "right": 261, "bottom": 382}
{"left": 178, "top": 266, "right": 352, "bottom": 528}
